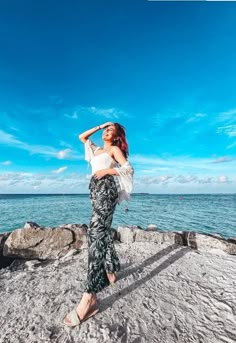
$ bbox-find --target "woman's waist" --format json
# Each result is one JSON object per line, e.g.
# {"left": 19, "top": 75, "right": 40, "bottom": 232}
{"left": 91, "top": 165, "right": 114, "bottom": 174}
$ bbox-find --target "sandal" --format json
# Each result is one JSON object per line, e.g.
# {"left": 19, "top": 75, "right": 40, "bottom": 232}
{"left": 63, "top": 305, "right": 99, "bottom": 327}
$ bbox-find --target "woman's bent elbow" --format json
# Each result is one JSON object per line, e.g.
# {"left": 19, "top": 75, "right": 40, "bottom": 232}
{"left": 78, "top": 134, "right": 87, "bottom": 143}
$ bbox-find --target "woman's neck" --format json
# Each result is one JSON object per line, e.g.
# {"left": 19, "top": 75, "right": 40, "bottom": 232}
{"left": 103, "top": 142, "right": 112, "bottom": 151}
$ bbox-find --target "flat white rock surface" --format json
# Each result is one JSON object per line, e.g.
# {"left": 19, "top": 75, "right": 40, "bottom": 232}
{"left": 0, "top": 242, "right": 236, "bottom": 343}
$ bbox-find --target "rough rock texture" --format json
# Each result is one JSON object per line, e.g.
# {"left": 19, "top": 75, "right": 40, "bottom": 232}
{"left": 3, "top": 224, "right": 236, "bottom": 266}
{"left": 118, "top": 226, "right": 184, "bottom": 246}
{"left": 117, "top": 226, "right": 236, "bottom": 255}
{"left": 146, "top": 224, "right": 158, "bottom": 231}
{"left": 0, "top": 241, "right": 236, "bottom": 343}
{"left": 183, "top": 231, "right": 236, "bottom": 255}
{"left": 3, "top": 223, "right": 87, "bottom": 260}
{"left": 0, "top": 232, "right": 15, "bottom": 269}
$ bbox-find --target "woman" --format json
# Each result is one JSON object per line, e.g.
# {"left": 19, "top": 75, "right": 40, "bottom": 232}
{"left": 63, "top": 122, "right": 134, "bottom": 327}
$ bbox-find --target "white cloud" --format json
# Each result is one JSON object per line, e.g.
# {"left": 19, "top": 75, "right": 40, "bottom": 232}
{"left": 175, "top": 175, "right": 198, "bottom": 183}
{"left": 212, "top": 157, "right": 236, "bottom": 164}
{"left": 217, "top": 125, "right": 236, "bottom": 137}
{"left": 198, "top": 177, "right": 213, "bottom": 184}
{"left": 217, "top": 175, "right": 229, "bottom": 183}
{"left": 0, "top": 171, "right": 89, "bottom": 193}
{"left": 62, "top": 104, "right": 129, "bottom": 120}
{"left": 0, "top": 129, "right": 23, "bottom": 145}
{"left": 0, "top": 129, "right": 58, "bottom": 158}
{"left": 185, "top": 113, "right": 207, "bottom": 124}
{"left": 88, "top": 106, "right": 124, "bottom": 119}
{"left": 0, "top": 170, "right": 235, "bottom": 194}
{"left": 131, "top": 154, "right": 236, "bottom": 177}
{"left": 59, "top": 141, "right": 73, "bottom": 148}
{"left": 0, "top": 129, "right": 82, "bottom": 160}
{"left": 132, "top": 173, "right": 235, "bottom": 194}
{"left": 57, "top": 149, "right": 72, "bottom": 159}
{"left": 64, "top": 111, "right": 78, "bottom": 119}
{"left": 52, "top": 167, "right": 68, "bottom": 174}
{"left": 1, "top": 160, "right": 11, "bottom": 165}
{"left": 227, "top": 142, "right": 236, "bottom": 150}
{"left": 218, "top": 108, "right": 236, "bottom": 122}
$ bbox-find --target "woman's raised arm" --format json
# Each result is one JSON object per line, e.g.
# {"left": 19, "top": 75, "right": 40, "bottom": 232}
{"left": 78, "top": 122, "right": 114, "bottom": 143}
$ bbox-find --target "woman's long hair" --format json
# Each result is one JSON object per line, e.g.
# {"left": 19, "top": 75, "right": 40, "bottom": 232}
{"left": 112, "top": 123, "right": 129, "bottom": 158}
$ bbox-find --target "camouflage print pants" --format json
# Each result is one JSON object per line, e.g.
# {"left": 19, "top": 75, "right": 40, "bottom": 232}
{"left": 85, "top": 174, "right": 121, "bottom": 294}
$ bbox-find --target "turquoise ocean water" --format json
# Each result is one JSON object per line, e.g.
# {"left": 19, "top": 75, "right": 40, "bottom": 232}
{"left": 0, "top": 194, "right": 235, "bottom": 238}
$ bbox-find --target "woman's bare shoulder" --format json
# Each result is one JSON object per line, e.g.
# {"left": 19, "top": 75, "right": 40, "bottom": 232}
{"left": 111, "top": 145, "right": 122, "bottom": 153}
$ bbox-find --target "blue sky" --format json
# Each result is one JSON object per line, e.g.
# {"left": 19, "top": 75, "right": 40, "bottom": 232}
{"left": 0, "top": 0, "right": 236, "bottom": 194}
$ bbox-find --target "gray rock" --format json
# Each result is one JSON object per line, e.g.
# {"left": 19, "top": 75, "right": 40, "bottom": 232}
{"left": 0, "top": 232, "right": 15, "bottom": 269}
{"left": 0, "top": 241, "right": 236, "bottom": 343}
{"left": 184, "top": 232, "right": 236, "bottom": 255}
{"left": 3, "top": 223, "right": 87, "bottom": 260}
{"left": 228, "top": 237, "right": 236, "bottom": 244}
{"left": 146, "top": 224, "right": 158, "bottom": 231}
{"left": 117, "top": 226, "right": 183, "bottom": 245}
{"left": 117, "top": 226, "right": 137, "bottom": 243}
{"left": 59, "top": 248, "right": 79, "bottom": 262}
{"left": 24, "top": 221, "right": 41, "bottom": 229}
{"left": 24, "top": 260, "right": 42, "bottom": 271}
{"left": 111, "top": 228, "right": 120, "bottom": 241}
{"left": 117, "top": 227, "right": 236, "bottom": 255}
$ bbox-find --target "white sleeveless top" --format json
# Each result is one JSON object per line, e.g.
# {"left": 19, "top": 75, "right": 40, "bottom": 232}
{"left": 84, "top": 139, "right": 134, "bottom": 204}
{"left": 90, "top": 148, "right": 117, "bottom": 174}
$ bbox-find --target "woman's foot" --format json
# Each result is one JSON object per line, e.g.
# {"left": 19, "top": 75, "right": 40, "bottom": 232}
{"left": 107, "top": 272, "right": 116, "bottom": 284}
{"left": 64, "top": 293, "right": 97, "bottom": 326}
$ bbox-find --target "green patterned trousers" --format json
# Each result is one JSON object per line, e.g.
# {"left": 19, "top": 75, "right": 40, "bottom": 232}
{"left": 85, "top": 174, "right": 121, "bottom": 294}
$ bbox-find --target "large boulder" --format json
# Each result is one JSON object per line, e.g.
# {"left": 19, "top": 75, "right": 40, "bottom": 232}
{"left": 117, "top": 227, "right": 236, "bottom": 255}
{"left": 3, "top": 222, "right": 87, "bottom": 260}
{"left": 117, "top": 226, "right": 183, "bottom": 245}
{"left": 183, "top": 231, "right": 236, "bottom": 255}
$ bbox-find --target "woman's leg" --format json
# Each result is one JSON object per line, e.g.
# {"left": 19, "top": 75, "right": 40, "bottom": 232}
{"left": 105, "top": 224, "right": 120, "bottom": 274}
{"left": 64, "top": 175, "right": 119, "bottom": 325}
{"left": 85, "top": 174, "right": 119, "bottom": 293}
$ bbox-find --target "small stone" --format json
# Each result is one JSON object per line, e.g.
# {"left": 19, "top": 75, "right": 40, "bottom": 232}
{"left": 146, "top": 224, "right": 158, "bottom": 231}
{"left": 24, "top": 222, "right": 41, "bottom": 229}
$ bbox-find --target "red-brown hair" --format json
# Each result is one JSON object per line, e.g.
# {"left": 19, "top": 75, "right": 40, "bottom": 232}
{"left": 112, "top": 123, "right": 129, "bottom": 158}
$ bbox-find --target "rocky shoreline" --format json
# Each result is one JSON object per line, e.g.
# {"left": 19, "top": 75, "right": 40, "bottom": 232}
{"left": 1, "top": 222, "right": 236, "bottom": 267}
{"left": 0, "top": 223, "right": 236, "bottom": 342}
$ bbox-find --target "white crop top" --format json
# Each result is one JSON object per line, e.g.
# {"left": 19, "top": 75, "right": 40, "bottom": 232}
{"left": 90, "top": 149, "right": 117, "bottom": 174}
{"left": 84, "top": 139, "right": 134, "bottom": 204}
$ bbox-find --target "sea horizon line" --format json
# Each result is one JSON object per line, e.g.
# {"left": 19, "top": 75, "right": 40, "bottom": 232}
{"left": 0, "top": 193, "right": 235, "bottom": 196}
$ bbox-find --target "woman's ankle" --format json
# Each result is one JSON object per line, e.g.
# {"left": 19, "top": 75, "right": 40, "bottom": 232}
{"left": 83, "top": 292, "right": 96, "bottom": 301}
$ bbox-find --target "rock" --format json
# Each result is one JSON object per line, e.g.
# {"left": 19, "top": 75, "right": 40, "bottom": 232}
{"left": 3, "top": 223, "right": 87, "bottom": 260}
{"left": 0, "top": 232, "right": 15, "bottom": 269}
{"left": 1, "top": 241, "right": 236, "bottom": 343}
{"left": 111, "top": 228, "right": 120, "bottom": 241}
{"left": 117, "top": 226, "right": 137, "bottom": 243}
{"left": 59, "top": 248, "right": 79, "bottom": 262}
{"left": 24, "top": 222, "right": 41, "bottom": 229}
{"left": 117, "top": 226, "right": 183, "bottom": 245}
{"left": 25, "top": 260, "right": 42, "bottom": 271}
{"left": 207, "top": 233, "right": 223, "bottom": 239}
{"left": 228, "top": 237, "right": 236, "bottom": 244}
{"left": 184, "top": 232, "right": 236, "bottom": 255}
{"left": 117, "top": 227, "right": 236, "bottom": 255}
{"left": 135, "top": 229, "right": 183, "bottom": 245}
{"left": 146, "top": 224, "right": 158, "bottom": 231}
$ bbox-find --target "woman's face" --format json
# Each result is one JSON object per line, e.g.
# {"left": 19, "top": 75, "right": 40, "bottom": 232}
{"left": 102, "top": 125, "right": 116, "bottom": 141}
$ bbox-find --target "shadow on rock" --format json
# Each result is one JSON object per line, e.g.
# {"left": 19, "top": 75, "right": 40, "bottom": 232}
{"left": 99, "top": 245, "right": 190, "bottom": 313}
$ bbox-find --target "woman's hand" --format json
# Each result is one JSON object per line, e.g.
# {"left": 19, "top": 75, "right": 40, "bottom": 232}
{"left": 99, "top": 122, "right": 114, "bottom": 129}
{"left": 94, "top": 169, "right": 109, "bottom": 179}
